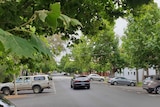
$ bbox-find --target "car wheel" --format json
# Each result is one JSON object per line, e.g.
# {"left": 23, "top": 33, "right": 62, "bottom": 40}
{"left": 73, "top": 85, "right": 76, "bottom": 89}
{"left": 2, "top": 87, "right": 10, "bottom": 95}
{"left": 99, "top": 79, "right": 104, "bottom": 82}
{"left": 130, "top": 82, "right": 135, "bottom": 86}
{"left": 87, "top": 86, "right": 90, "bottom": 89}
{"left": 113, "top": 81, "right": 118, "bottom": 85}
{"left": 33, "top": 86, "right": 41, "bottom": 94}
{"left": 156, "top": 86, "right": 160, "bottom": 94}
{"left": 71, "top": 85, "right": 73, "bottom": 88}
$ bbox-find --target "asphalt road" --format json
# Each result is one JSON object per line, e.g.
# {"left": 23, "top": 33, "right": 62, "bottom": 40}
{"left": 10, "top": 76, "right": 160, "bottom": 107}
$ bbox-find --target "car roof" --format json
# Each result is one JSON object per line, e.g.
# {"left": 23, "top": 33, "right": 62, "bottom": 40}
{"left": 19, "top": 75, "right": 49, "bottom": 77}
{"left": 74, "top": 75, "right": 88, "bottom": 78}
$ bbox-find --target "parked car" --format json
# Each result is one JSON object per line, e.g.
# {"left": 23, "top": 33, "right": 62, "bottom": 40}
{"left": 142, "top": 75, "right": 160, "bottom": 94}
{"left": 108, "top": 76, "right": 115, "bottom": 83}
{"left": 71, "top": 75, "right": 90, "bottom": 89}
{"left": 88, "top": 74, "right": 105, "bottom": 81}
{"left": 0, "top": 95, "right": 16, "bottom": 107}
{"left": 0, "top": 75, "right": 52, "bottom": 95}
{"left": 110, "top": 77, "right": 136, "bottom": 86}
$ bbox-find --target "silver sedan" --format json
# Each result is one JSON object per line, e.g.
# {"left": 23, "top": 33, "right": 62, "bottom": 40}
{"left": 71, "top": 75, "right": 90, "bottom": 89}
{"left": 110, "top": 77, "right": 136, "bottom": 86}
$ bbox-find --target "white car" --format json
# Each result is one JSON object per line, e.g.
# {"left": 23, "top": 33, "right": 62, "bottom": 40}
{"left": 0, "top": 75, "right": 52, "bottom": 95}
{"left": 88, "top": 74, "right": 105, "bottom": 81}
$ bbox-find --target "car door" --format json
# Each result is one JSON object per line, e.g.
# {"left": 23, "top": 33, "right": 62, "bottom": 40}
{"left": 94, "top": 74, "right": 101, "bottom": 81}
{"left": 15, "top": 77, "right": 24, "bottom": 90}
{"left": 121, "top": 77, "right": 129, "bottom": 85}
{"left": 117, "top": 77, "right": 124, "bottom": 85}
{"left": 22, "top": 77, "right": 32, "bottom": 89}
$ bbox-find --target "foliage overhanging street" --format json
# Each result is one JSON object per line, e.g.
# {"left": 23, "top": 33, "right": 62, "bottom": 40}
{"left": 1, "top": 0, "right": 160, "bottom": 84}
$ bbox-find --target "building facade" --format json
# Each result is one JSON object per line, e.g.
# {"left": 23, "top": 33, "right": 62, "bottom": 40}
{"left": 115, "top": 67, "right": 156, "bottom": 82}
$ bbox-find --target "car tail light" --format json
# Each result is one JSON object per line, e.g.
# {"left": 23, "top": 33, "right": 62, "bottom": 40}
{"left": 84, "top": 80, "right": 90, "bottom": 82}
{"left": 74, "top": 80, "right": 80, "bottom": 83}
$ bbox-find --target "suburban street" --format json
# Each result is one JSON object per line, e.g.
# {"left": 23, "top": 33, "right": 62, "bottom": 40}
{"left": 9, "top": 76, "right": 160, "bottom": 107}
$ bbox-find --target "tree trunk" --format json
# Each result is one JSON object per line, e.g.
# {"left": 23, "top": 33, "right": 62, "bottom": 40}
{"left": 110, "top": 66, "right": 117, "bottom": 77}
{"left": 145, "top": 68, "right": 149, "bottom": 76}
{"left": 14, "top": 74, "right": 18, "bottom": 95}
{"left": 136, "top": 68, "right": 139, "bottom": 83}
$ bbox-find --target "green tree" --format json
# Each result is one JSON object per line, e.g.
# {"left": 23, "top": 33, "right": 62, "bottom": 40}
{"left": 91, "top": 20, "right": 120, "bottom": 75}
{"left": 122, "top": 3, "right": 160, "bottom": 81}
{"left": 71, "top": 36, "right": 93, "bottom": 73}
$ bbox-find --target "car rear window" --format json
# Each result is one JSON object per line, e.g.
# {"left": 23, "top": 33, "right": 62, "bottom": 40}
{"left": 34, "top": 76, "right": 45, "bottom": 80}
{"left": 77, "top": 76, "right": 87, "bottom": 78}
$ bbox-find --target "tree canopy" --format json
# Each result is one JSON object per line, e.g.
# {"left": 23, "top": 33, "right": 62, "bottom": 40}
{"left": 0, "top": 0, "right": 158, "bottom": 81}
{"left": 122, "top": 3, "right": 160, "bottom": 73}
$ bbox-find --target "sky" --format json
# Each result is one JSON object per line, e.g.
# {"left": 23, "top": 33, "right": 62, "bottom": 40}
{"left": 114, "top": 0, "right": 160, "bottom": 37}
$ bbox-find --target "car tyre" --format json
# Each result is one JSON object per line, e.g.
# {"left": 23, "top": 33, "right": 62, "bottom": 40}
{"left": 73, "top": 85, "right": 76, "bottom": 89}
{"left": 2, "top": 87, "right": 10, "bottom": 95}
{"left": 156, "top": 86, "right": 160, "bottom": 94}
{"left": 99, "top": 79, "right": 104, "bottom": 82}
{"left": 113, "top": 81, "right": 118, "bottom": 85}
{"left": 71, "top": 85, "right": 73, "bottom": 88}
{"left": 87, "top": 85, "right": 90, "bottom": 89}
{"left": 33, "top": 86, "right": 41, "bottom": 94}
{"left": 130, "top": 82, "right": 135, "bottom": 86}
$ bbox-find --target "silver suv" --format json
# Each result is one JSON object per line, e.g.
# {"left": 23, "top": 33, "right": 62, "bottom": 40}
{"left": 0, "top": 75, "right": 52, "bottom": 95}
{"left": 142, "top": 75, "right": 160, "bottom": 94}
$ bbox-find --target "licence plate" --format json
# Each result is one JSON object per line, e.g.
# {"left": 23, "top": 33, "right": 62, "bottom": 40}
{"left": 81, "top": 82, "right": 85, "bottom": 85}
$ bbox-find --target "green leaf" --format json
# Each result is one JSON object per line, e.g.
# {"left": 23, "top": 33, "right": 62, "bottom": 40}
{"left": 38, "top": 10, "right": 48, "bottom": 22}
{"left": 46, "top": 12, "right": 58, "bottom": 29}
{"left": 0, "top": 41, "right": 4, "bottom": 52}
{"left": 0, "top": 28, "right": 36, "bottom": 58}
{"left": 70, "top": 18, "right": 83, "bottom": 27}
{"left": 59, "top": 14, "right": 83, "bottom": 29}
{"left": 59, "top": 14, "right": 71, "bottom": 28}
{"left": 45, "top": 3, "right": 61, "bottom": 29}
{"left": 50, "top": 3, "right": 61, "bottom": 15}
{"left": 29, "top": 35, "right": 52, "bottom": 58}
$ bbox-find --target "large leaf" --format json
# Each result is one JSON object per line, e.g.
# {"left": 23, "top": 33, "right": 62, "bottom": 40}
{"left": 0, "top": 41, "right": 4, "bottom": 51}
{"left": 29, "top": 35, "right": 52, "bottom": 57}
{"left": 59, "top": 14, "right": 71, "bottom": 28}
{"left": 38, "top": 10, "right": 48, "bottom": 22}
{"left": 70, "top": 18, "right": 83, "bottom": 27}
{"left": 0, "top": 28, "right": 36, "bottom": 58}
{"left": 45, "top": 3, "right": 61, "bottom": 29}
{"left": 59, "top": 14, "right": 83, "bottom": 29}
{"left": 50, "top": 3, "right": 61, "bottom": 15}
